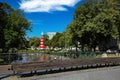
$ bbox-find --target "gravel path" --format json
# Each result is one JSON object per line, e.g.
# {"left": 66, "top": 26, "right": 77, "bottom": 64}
{"left": 3, "top": 66, "right": 120, "bottom": 80}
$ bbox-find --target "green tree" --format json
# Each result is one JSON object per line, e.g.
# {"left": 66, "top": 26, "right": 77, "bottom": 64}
{"left": 65, "top": 0, "right": 120, "bottom": 51}
{"left": 51, "top": 32, "right": 63, "bottom": 49}
{"left": 66, "top": 21, "right": 81, "bottom": 51}
{"left": 64, "top": 30, "right": 72, "bottom": 48}
{"left": 28, "top": 37, "right": 40, "bottom": 48}
{"left": 0, "top": 2, "right": 12, "bottom": 52}
{"left": 0, "top": 2, "right": 30, "bottom": 52}
{"left": 43, "top": 34, "right": 50, "bottom": 47}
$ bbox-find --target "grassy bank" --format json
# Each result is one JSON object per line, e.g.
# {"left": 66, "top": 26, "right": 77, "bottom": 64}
{"left": 0, "top": 58, "right": 4, "bottom": 63}
{"left": 45, "top": 50, "right": 102, "bottom": 59}
{"left": 17, "top": 49, "right": 103, "bottom": 59}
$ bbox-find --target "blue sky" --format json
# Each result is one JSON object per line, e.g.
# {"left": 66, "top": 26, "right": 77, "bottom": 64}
{"left": 0, "top": 0, "right": 84, "bottom": 38}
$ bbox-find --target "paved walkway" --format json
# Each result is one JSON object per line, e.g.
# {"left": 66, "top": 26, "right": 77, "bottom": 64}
{"left": 0, "top": 65, "right": 13, "bottom": 75}
{"left": 8, "top": 66, "right": 120, "bottom": 80}
{"left": 0, "top": 65, "right": 13, "bottom": 79}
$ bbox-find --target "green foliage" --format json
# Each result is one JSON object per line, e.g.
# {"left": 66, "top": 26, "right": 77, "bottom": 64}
{"left": 45, "top": 50, "right": 102, "bottom": 59}
{"left": 0, "top": 58, "right": 4, "bottom": 62}
{"left": 78, "top": 52, "right": 102, "bottom": 59}
{"left": 51, "top": 32, "right": 64, "bottom": 48}
{"left": 28, "top": 34, "right": 50, "bottom": 48}
{"left": 18, "top": 49, "right": 41, "bottom": 53}
{"left": 28, "top": 37, "right": 40, "bottom": 47}
{"left": 65, "top": 0, "right": 120, "bottom": 51}
{"left": 0, "top": 2, "right": 31, "bottom": 52}
{"left": 43, "top": 34, "right": 50, "bottom": 47}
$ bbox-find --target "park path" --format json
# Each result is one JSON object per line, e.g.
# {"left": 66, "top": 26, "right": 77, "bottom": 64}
{"left": 2, "top": 66, "right": 120, "bottom": 80}
{"left": 0, "top": 65, "right": 13, "bottom": 79}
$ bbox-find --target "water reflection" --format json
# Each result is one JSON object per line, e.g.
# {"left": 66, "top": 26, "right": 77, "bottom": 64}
{"left": 21, "top": 55, "right": 29, "bottom": 63}
{"left": 13, "top": 53, "right": 70, "bottom": 63}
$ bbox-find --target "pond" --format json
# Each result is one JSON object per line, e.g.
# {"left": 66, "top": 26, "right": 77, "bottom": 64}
{"left": 12, "top": 53, "right": 70, "bottom": 63}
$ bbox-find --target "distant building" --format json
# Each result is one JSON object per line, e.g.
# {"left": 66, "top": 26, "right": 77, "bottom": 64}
{"left": 47, "top": 32, "right": 56, "bottom": 39}
{"left": 38, "top": 32, "right": 45, "bottom": 50}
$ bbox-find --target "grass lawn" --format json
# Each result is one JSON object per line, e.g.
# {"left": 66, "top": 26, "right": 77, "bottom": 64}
{"left": 107, "top": 54, "right": 120, "bottom": 57}
{"left": 0, "top": 58, "right": 4, "bottom": 62}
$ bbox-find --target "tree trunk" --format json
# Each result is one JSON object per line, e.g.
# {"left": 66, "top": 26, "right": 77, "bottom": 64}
{"left": 75, "top": 44, "right": 78, "bottom": 52}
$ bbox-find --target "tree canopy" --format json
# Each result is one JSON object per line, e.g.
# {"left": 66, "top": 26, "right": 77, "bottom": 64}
{"left": 65, "top": 0, "right": 120, "bottom": 51}
{"left": 0, "top": 2, "right": 31, "bottom": 52}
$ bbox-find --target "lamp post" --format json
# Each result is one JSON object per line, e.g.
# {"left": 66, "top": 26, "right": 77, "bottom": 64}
{"left": 116, "top": 2, "right": 120, "bottom": 50}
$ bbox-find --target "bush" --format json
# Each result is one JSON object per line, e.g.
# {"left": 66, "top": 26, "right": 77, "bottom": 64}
{"left": 78, "top": 52, "right": 102, "bottom": 59}
{"left": 0, "top": 58, "right": 4, "bottom": 62}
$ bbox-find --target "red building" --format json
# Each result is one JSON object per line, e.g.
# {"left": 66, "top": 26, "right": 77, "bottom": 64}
{"left": 39, "top": 32, "right": 45, "bottom": 49}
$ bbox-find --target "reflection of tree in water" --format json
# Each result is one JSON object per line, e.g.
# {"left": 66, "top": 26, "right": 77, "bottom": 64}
{"left": 39, "top": 54, "right": 49, "bottom": 62}
{"left": 20, "top": 53, "right": 69, "bottom": 63}
{"left": 29, "top": 53, "right": 40, "bottom": 62}
{"left": 22, "top": 53, "right": 50, "bottom": 62}
{"left": 22, "top": 55, "right": 29, "bottom": 63}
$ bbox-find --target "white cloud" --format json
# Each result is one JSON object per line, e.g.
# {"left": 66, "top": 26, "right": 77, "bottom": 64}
{"left": 19, "top": 0, "right": 81, "bottom": 12}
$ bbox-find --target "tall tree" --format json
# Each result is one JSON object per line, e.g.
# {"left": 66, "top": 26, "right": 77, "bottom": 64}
{"left": 51, "top": 32, "right": 63, "bottom": 49}
{"left": 43, "top": 34, "right": 50, "bottom": 47}
{"left": 28, "top": 37, "right": 39, "bottom": 48}
{"left": 65, "top": 0, "right": 120, "bottom": 51}
{"left": 0, "top": 2, "right": 30, "bottom": 52}
{"left": 0, "top": 2, "right": 13, "bottom": 52}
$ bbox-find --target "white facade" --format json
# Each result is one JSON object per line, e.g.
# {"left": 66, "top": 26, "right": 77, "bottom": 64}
{"left": 47, "top": 32, "right": 56, "bottom": 39}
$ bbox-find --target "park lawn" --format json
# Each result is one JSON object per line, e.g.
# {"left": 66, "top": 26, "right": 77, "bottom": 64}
{"left": 0, "top": 58, "right": 4, "bottom": 62}
{"left": 107, "top": 54, "right": 120, "bottom": 57}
